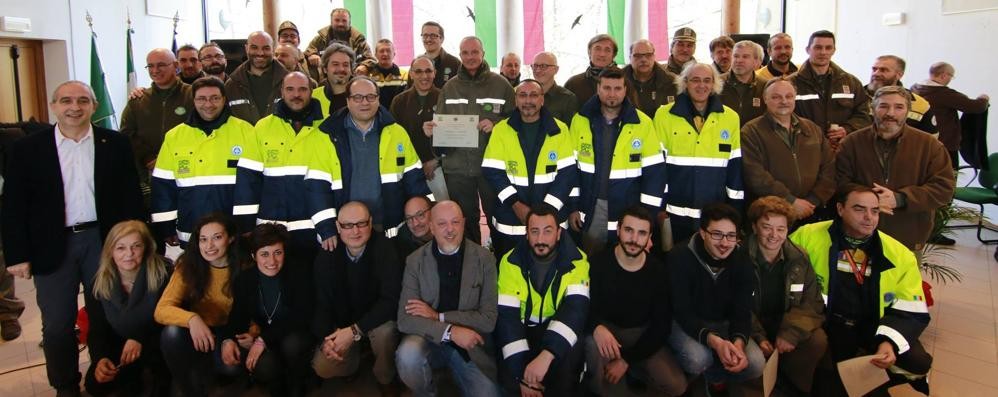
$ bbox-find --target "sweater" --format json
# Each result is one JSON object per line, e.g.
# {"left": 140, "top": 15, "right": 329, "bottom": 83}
{"left": 154, "top": 265, "right": 233, "bottom": 327}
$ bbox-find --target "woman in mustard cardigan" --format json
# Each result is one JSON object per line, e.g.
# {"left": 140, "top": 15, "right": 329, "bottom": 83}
{"left": 155, "top": 213, "right": 245, "bottom": 394}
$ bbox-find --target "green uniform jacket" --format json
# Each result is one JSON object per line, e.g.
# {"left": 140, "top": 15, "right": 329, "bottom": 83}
{"left": 120, "top": 81, "right": 193, "bottom": 173}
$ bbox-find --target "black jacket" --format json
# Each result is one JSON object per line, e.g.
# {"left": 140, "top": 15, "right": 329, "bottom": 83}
{"left": 88, "top": 264, "right": 171, "bottom": 362}
{"left": 312, "top": 234, "right": 402, "bottom": 337}
{"left": 1, "top": 125, "right": 145, "bottom": 275}
{"left": 221, "top": 264, "right": 313, "bottom": 343}
{"left": 668, "top": 235, "right": 756, "bottom": 345}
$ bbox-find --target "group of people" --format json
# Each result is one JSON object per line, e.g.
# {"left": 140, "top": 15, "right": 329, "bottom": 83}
{"left": 0, "top": 5, "right": 989, "bottom": 397}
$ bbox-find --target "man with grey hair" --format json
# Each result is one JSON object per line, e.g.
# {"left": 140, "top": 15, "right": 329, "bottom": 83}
{"left": 865, "top": 55, "right": 936, "bottom": 134}
{"left": 756, "top": 33, "right": 797, "bottom": 81}
{"left": 226, "top": 31, "right": 289, "bottom": 125}
{"left": 836, "top": 85, "right": 955, "bottom": 249}
{"left": 566, "top": 34, "right": 619, "bottom": 108}
{"left": 912, "top": 61, "right": 989, "bottom": 170}
{"left": 312, "top": 42, "right": 355, "bottom": 118}
{"left": 654, "top": 63, "right": 744, "bottom": 243}
{"left": 720, "top": 40, "right": 768, "bottom": 126}
{"left": 624, "top": 39, "right": 678, "bottom": 117}
{"left": 3, "top": 80, "right": 144, "bottom": 396}
{"left": 530, "top": 51, "right": 577, "bottom": 124}
{"left": 305, "top": 7, "right": 376, "bottom": 75}
{"left": 370, "top": 39, "right": 407, "bottom": 108}
{"left": 121, "top": 48, "right": 193, "bottom": 194}
{"left": 425, "top": 36, "right": 515, "bottom": 246}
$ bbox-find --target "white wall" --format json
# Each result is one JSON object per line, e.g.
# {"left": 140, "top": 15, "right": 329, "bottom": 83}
{"left": 0, "top": 0, "right": 205, "bottom": 124}
{"left": 833, "top": 0, "right": 997, "bottom": 154}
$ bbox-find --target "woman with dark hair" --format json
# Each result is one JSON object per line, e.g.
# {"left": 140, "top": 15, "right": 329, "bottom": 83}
{"left": 220, "top": 223, "right": 314, "bottom": 395}
{"left": 155, "top": 213, "right": 244, "bottom": 394}
{"left": 86, "top": 220, "right": 171, "bottom": 396}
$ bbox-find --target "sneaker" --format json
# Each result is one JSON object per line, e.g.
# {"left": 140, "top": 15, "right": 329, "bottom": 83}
{"left": 928, "top": 235, "right": 956, "bottom": 246}
{"left": 0, "top": 319, "right": 21, "bottom": 341}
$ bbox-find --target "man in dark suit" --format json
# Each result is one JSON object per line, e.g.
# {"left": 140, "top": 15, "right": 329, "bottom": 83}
{"left": 2, "top": 80, "right": 145, "bottom": 397}
{"left": 396, "top": 200, "right": 501, "bottom": 396}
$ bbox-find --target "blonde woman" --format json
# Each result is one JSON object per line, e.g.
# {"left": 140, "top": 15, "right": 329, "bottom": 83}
{"left": 86, "top": 220, "right": 171, "bottom": 396}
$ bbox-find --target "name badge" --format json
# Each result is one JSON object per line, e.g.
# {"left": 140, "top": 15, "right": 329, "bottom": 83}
{"left": 790, "top": 283, "right": 804, "bottom": 292}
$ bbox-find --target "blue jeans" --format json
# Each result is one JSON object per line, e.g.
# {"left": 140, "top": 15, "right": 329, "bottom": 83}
{"left": 667, "top": 322, "right": 765, "bottom": 383}
{"left": 396, "top": 334, "right": 501, "bottom": 397}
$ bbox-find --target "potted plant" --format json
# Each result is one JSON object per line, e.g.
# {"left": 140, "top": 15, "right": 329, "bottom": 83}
{"left": 917, "top": 203, "right": 978, "bottom": 305}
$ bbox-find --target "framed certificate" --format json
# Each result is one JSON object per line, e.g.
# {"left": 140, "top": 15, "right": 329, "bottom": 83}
{"left": 432, "top": 114, "right": 479, "bottom": 148}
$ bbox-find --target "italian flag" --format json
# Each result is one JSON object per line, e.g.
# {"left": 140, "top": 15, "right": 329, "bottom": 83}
{"left": 343, "top": 0, "right": 670, "bottom": 67}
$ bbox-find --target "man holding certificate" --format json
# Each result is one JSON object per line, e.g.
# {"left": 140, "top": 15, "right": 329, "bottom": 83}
{"left": 424, "top": 36, "right": 516, "bottom": 246}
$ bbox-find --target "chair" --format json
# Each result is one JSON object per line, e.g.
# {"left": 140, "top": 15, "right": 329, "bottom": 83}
{"left": 954, "top": 152, "right": 998, "bottom": 243}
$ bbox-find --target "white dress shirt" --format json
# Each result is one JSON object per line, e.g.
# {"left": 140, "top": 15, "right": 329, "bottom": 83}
{"left": 55, "top": 124, "right": 97, "bottom": 226}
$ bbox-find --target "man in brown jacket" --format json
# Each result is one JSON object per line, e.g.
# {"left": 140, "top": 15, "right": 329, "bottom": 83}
{"left": 911, "top": 62, "right": 990, "bottom": 169}
{"left": 836, "top": 86, "right": 955, "bottom": 249}
{"left": 390, "top": 56, "right": 447, "bottom": 200}
{"left": 120, "top": 48, "right": 193, "bottom": 193}
{"left": 787, "top": 30, "right": 870, "bottom": 151}
{"left": 721, "top": 40, "right": 768, "bottom": 126}
{"left": 225, "top": 31, "right": 289, "bottom": 125}
{"left": 743, "top": 79, "right": 836, "bottom": 223}
{"left": 304, "top": 8, "right": 376, "bottom": 75}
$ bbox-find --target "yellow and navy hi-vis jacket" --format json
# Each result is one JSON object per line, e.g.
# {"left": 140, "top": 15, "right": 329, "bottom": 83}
{"left": 315, "top": 106, "right": 432, "bottom": 238}
{"left": 151, "top": 109, "right": 255, "bottom": 242}
{"left": 311, "top": 85, "right": 349, "bottom": 120}
{"left": 789, "top": 220, "right": 930, "bottom": 355}
{"left": 482, "top": 108, "right": 577, "bottom": 238}
{"left": 495, "top": 237, "right": 590, "bottom": 380}
{"left": 654, "top": 93, "right": 744, "bottom": 228}
{"left": 233, "top": 99, "right": 342, "bottom": 241}
{"left": 571, "top": 96, "right": 665, "bottom": 238}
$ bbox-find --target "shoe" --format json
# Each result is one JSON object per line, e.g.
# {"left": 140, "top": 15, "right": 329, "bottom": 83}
{"left": 0, "top": 319, "right": 21, "bottom": 341}
{"left": 928, "top": 235, "right": 956, "bottom": 246}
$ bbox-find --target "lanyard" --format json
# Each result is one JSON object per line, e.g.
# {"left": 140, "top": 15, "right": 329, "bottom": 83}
{"left": 843, "top": 249, "right": 869, "bottom": 285}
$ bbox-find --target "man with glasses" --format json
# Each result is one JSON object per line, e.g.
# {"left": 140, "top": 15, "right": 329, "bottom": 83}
{"left": 391, "top": 56, "right": 448, "bottom": 201}
{"left": 654, "top": 63, "right": 744, "bottom": 245}
{"left": 121, "top": 48, "right": 193, "bottom": 201}
{"left": 623, "top": 39, "right": 678, "bottom": 117}
{"left": 305, "top": 8, "right": 376, "bottom": 76}
{"left": 530, "top": 52, "right": 577, "bottom": 125}
{"left": 198, "top": 42, "right": 229, "bottom": 81}
{"left": 418, "top": 21, "right": 460, "bottom": 87}
{"left": 394, "top": 196, "right": 434, "bottom": 259}
{"left": 314, "top": 76, "right": 431, "bottom": 239}
{"left": 150, "top": 76, "right": 255, "bottom": 248}
{"left": 482, "top": 79, "right": 576, "bottom": 258}
{"left": 668, "top": 203, "right": 765, "bottom": 393}
{"left": 277, "top": 20, "right": 316, "bottom": 82}
{"left": 424, "top": 36, "right": 515, "bottom": 246}
{"left": 176, "top": 44, "right": 206, "bottom": 85}
{"left": 225, "top": 31, "right": 289, "bottom": 125}
{"left": 312, "top": 42, "right": 355, "bottom": 119}
{"left": 312, "top": 201, "right": 403, "bottom": 396}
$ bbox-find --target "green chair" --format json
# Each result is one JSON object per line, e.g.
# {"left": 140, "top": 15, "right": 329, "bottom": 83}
{"left": 954, "top": 152, "right": 998, "bottom": 243}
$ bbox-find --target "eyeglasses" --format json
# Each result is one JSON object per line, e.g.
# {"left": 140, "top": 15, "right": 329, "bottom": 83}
{"left": 410, "top": 68, "right": 434, "bottom": 76}
{"left": 200, "top": 54, "right": 225, "bottom": 61}
{"left": 631, "top": 52, "right": 655, "bottom": 60}
{"left": 706, "top": 230, "right": 739, "bottom": 242}
{"left": 516, "top": 92, "right": 543, "bottom": 99}
{"left": 278, "top": 33, "right": 299, "bottom": 40}
{"left": 194, "top": 96, "right": 224, "bottom": 104}
{"left": 348, "top": 94, "right": 379, "bottom": 103}
{"left": 338, "top": 219, "right": 371, "bottom": 229}
{"left": 404, "top": 209, "right": 429, "bottom": 222}
{"left": 420, "top": 33, "right": 441, "bottom": 40}
{"left": 145, "top": 63, "right": 174, "bottom": 70}
{"left": 531, "top": 63, "right": 556, "bottom": 70}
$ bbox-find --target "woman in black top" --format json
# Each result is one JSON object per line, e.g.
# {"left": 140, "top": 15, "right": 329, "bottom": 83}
{"left": 85, "top": 220, "right": 172, "bottom": 396}
{"left": 220, "top": 223, "right": 314, "bottom": 396}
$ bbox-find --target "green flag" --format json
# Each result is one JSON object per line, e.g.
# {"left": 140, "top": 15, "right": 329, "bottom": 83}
{"left": 89, "top": 33, "right": 115, "bottom": 129}
{"left": 126, "top": 26, "right": 137, "bottom": 93}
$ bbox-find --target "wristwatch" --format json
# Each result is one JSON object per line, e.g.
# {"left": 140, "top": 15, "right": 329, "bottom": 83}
{"left": 350, "top": 324, "right": 362, "bottom": 341}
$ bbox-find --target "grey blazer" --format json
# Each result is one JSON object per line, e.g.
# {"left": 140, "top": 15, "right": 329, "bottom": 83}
{"left": 397, "top": 239, "right": 498, "bottom": 378}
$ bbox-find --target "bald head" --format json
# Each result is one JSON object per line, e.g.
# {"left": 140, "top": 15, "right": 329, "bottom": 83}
{"left": 430, "top": 201, "right": 464, "bottom": 252}
{"left": 275, "top": 43, "right": 301, "bottom": 72}
{"left": 146, "top": 48, "right": 178, "bottom": 88}
{"left": 281, "top": 72, "right": 312, "bottom": 111}
{"left": 246, "top": 31, "right": 275, "bottom": 72}
{"left": 531, "top": 52, "right": 560, "bottom": 86}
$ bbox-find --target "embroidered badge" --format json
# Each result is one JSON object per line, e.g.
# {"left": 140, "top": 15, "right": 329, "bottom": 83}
{"left": 397, "top": 143, "right": 405, "bottom": 153}
{"left": 631, "top": 138, "right": 642, "bottom": 149}
{"left": 720, "top": 129, "right": 730, "bottom": 140}
{"left": 174, "top": 107, "right": 186, "bottom": 116}
{"left": 177, "top": 159, "right": 191, "bottom": 175}
{"left": 483, "top": 104, "right": 493, "bottom": 112}
{"left": 231, "top": 145, "right": 243, "bottom": 156}
{"left": 752, "top": 97, "right": 761, "bottom": 107}
{"left": 842, "top": 85, "right": 851, "bottom": 94}
{"left": 548, "top": 150, "right": 557, "bottom": 161}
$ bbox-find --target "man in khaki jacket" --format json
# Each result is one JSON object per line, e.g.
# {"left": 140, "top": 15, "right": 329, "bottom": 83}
{"left": 835, "top": 86, "right": 955, "bottom": 249}
{"left": 742, "top": 78, "right": 836, "bottom": 223}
